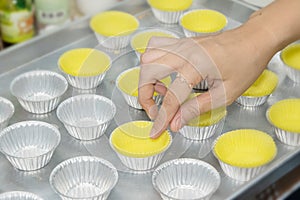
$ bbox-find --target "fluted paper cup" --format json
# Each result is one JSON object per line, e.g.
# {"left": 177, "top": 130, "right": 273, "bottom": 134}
{"left": 0, "top": 97, "right": 14, "bottom": 131}
{"left": 0, "top": 121, "right": 61, "bottom": 171}
{"left": 0, "top": 191, "right": 43, "bottom": 200}
{"left": 116, "top": 67, "right": 171, "bottom": 109}
{"left": 179, "top": 9, "right": 227, "bottom": 37}
{"left": 57, "top": 94, "right": 116, "bottom": 140}
{"left": 152, "top": 158, "right": 221, "bottom": 200}
{"left": 110, "top": 121, "right": 172, "bottom": 171}
{"left": 50, "top": 156, "right": 118, "bottom": 200}
{"left": 10, "top": 70, "right": 68, "bottom": 114}
{"left": 267, "top": 98, "right": 300, "bottom": 146}
{"left": 58, "top": 48, "right": 111, "bottom": 90}
{"left": 280, "top": 43, "right": 300, "bottom": 83}
{"left": 90, "top": 11, "right": 139, "bottom": 49}
{"left": 213, "top": 129, "right": 277, "bottom": 181}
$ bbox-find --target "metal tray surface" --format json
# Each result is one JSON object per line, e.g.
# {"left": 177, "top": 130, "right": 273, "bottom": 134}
{"left": 0, "top": 1, "right": 300, "bottom": 200}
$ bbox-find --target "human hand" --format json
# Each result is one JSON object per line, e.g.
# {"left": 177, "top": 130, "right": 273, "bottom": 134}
{"left": 138, "top": 25, "right": 278, "bottom": 138}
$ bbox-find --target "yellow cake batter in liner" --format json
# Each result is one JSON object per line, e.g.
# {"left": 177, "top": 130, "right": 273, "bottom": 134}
{"left": 281, "top": 43, "right": 300, "bottom": 70}
{"left": 180, "top": 9, "right": 227, "bottom": 33}
{"left": 148, "top": 0, "right": 193, "bottom": 11}
{"left": 131, "top": 31, "right": 176, "bottom": 54}
{"left": 59, "top": 48, "right": 111, "bottom": 77}
{"left": 117, "top": 68, "right": 171, "bottom": 97}
{"left": 242, "top": 70, "right": 278, "bottom": 97}
{"left": 214, "top": 129, "right": 277, "bottom": 168}
{"left": 90, "top": 11, "right": 139, "bottom": 37}
{"left": 267, "top": 98, "right": 300, "bottom": 133}
{"left": 111, "top": 121, "right": 172, "bottom": 158}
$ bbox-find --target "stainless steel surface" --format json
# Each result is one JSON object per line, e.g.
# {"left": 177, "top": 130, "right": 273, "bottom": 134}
{"left": 0, "top": 0, "right": 300, "bottom": 199}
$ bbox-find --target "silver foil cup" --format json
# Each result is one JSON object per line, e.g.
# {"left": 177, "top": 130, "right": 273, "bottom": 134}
{"left": 179, "top": 118, "right": 225, "bottom": 141}
{"left": 280, "top": 51, "right": 300, "bottom": 83}
{"left": 57, "top": 94, "right": 116, "bottom": 140}
{"left": 49, "top": 156, "right": 118, "bottom": 200}
{"left": 266, "top": 109, "right": 300, "bottom": 146}
{"left": 152, "top": 158, "right": 221, "bottom": 200}
{"left": 193, "top": 79, "right": 208, "bottom": 90}
{"left": 150, "top": 7, "right": 185, "bottom": 24}
{"left": 217, "top": 159, "right": 265, "bottom": 182}
{"left": 0, "top": 121, "right": 61, "bottom": 171}
{"left": 109, "top": 130, "right": 172, "bottom": 171}
{"left": 130, "top": 29, "right": 180, "bottom": 61}
{"left": 0, "top": 97, "right": 14, "bottom": 131}
{"left": 94, "top": 33, "right": 133, "bottom": 50}
{"left": 236, "top": 95, "right": 269, "bottom": 107}
{"left": 116, "top": 67, "right": 164, "bottom": 109}
{"left": 10, "top": 70, "right": 68, "bottom": 114}
{"left": 0, "top": 191, "right": 43, "bottom": 200}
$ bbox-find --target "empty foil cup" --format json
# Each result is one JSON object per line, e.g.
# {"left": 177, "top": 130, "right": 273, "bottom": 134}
{"left": 0, "top": 191, "right": 43, "bottom": 200}
{"left": 213, "top": 129, "right": 277, "bottom": 181}
{"left": 0, "top": 97, "right": 14, "bottom": 131}
{"left": 147, "top": 0, "right": 193, "bottom": 24}
{"left": 110, "top": 121, "right": 172, "bottom": 171}
{"left": 180, "top": 9, "right": 227, "bottom": 37}
{"left": 50, "top": 156, "right": 118, "bottom": 200}
{"left": 267, "top": 98, "right": 300, "bottom": 146}
{"left": 90, "top": 11, "right": 139, "bottom": 49}
{"left": 130, "top": 29, "right": 179, "bottom": 61}
{"left": 280, "top": 43, "right": 300, "bottom": 83}
{"left": 116, "top": 67, "right": 171, "bottom": 109}
{"left": 57, "top": 94, "right": 116, "bottom": 140}
{"left": 152, "top": 158, "right": 221, "bottom": 200}
{"left": 0, "top": 121, "right": 61, "bottom": 171}
{"left": 193, "top": 79, "right": 208, "bottom": 90}
{"left": 10, "top": 70, "right": 68, "bottom": 114}
{"left": 58, "top": 48, "right": 111, "bottom": 89}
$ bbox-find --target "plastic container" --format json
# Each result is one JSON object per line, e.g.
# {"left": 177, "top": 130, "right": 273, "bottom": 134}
{"left": 50, "top": 156, "right": 118, "bottom": 200}
{"left": 10, "top": 70, "right": 68, "bottom": 114}
{"left": 180, "top": 9, "right": 227, "bottom": 37}
{"left": 116, "top": 67, "right": 171, "bottom": 109}
{"left": 58, "top": 48, "right": 111, "bottom": 89}
{"left": 152, "top": 158, "right": 221, "bottom": 200}
{"left": 90, "top": 11, "right": 139, "bottom": 49}
{"left": 267, "top": 98, "right": 300, "bottom": 146}
{"left": 147, "top": 0, "right": 193, "bottom": 24}
{"left": 236, "top": 70, "right": 278, "bottom": 107}
{"left": 0, "top": 97, "right": 14, "bottom": 131}
{"left": 57, "top": 94, "right": 116, "bottom": 140}
{"left": 213, "top": 129, "right": 277, "bottom": 181}
{"left": 109, "top": 121, "right": 172, "bottom": 171}
{"left": 0, "top": 121, "right": 61, "bottom": 171}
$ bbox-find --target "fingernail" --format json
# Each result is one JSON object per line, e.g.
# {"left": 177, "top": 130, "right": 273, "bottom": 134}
{"left": 148, "top": 105, "right": 158, "bottom": 120}
{"left": 174, "top": 115, "right": 182, "bottom": 131}
{"left": 150, "top": 126, "right": 159, "bottom": 138}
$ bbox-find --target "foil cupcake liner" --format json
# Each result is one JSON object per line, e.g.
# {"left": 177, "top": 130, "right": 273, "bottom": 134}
{"left": 94, "top": 33, "right": 132, "bottom": 50}
{"left": 152, "top": 158, "right": 221, "bottom": 200}
{"left": 0, "top": 97, "right": 14, "bottom": 131}
{"left": 10, "top": 70, "right": 68, "bottom": 114}
{"left": 0, "top": 191, "right": 43, "bottom": 200}
{"left": 0, "top": 121, "right": 61, "bottom": 171}
{"left": 217, "top": 159, "right": 265, "bottom": 182}
{"left": 50, "top": 156, "right": 118, "bottom": 200}
{"left": 180, "top": 118, "right": 225, "bottom": 141}
{"left": 193, "top": 79, "right": 208, "bottom": 90}
{"left": 109, "top": 132, "right": 172, "bottom": 171}
{"left": 273, "top": 127, "right": 300, "bottom": 146}
{"left": 56, "top": 94, "right": 116, "bottom": 140}
{"left": 64, "top": 73, "right": 106, "bottom": 90}
{"left": 181, "top": 27, "right": 222, "bottom": 38}
{"left": 236, "top": 95, "right": 269, "bottom": 107}
{"left": 285, "top": 64, "right": 300, "bottom": 83}
{"left": 151, "top": 7, "right": 185, "bottom": 24}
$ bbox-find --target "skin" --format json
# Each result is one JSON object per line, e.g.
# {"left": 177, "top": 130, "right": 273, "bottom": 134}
{"left": 138, "top": 0, "right": 300, "bottom": 138}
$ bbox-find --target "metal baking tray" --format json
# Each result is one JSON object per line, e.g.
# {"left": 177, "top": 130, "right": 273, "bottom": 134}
{"left": 0, "top": 0, "right": 300, "bottom": 199}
